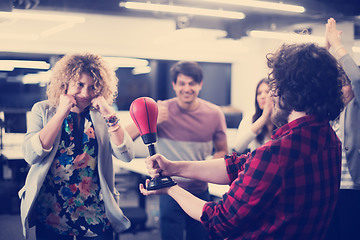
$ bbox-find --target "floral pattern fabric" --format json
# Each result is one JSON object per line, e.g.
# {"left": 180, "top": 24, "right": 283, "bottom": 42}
{"left": 36, "top": 109, "right": 110, "bottom": 237}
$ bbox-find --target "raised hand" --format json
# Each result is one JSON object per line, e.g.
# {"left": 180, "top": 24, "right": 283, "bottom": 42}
{"left": 91, "top": 96, "right": 115, "bottom": 116}
{"left": 262, "top": 94, "right": 273, "bottom": 119}
{"left": 325, "top": 18, "right": 342, "bottom": 50}
{"left": 57, "top": 94, "right": 76, "bottom": 117}
{"left": 325, "top": 18, "right": 348, "bottom": 59}
{"left": 157, "top": 101, "right": 169, "bottom": 124}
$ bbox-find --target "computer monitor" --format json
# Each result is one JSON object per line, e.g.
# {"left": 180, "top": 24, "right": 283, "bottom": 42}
{"left": 3, "top": 112, "right": 27, "bottom": 134}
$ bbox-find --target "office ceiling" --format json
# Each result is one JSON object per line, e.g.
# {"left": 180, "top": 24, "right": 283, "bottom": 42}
{"left": 13, "top": 0, "right": 360, "bottom": 17}
{"left": 1, "top": 0, "right": 359, "bottom": 109}
{"left": 1, "top": 0, "right": 359, "bottom": 62}
{"left": 9, "top": 0, "right": 360, "bottom": 37}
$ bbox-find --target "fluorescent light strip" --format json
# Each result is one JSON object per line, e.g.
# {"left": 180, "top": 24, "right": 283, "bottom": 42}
{"left": 0, "top": 10, "right": 85, "bottom": 23}
{"left": 175, "top": 28, "right": 227, "bottom": 38}
{"left": 249, "top": 30, "right": 324, "bottom": 44}
{"left": 202, "top": 0, "right": 305, "bottom": 13}
{"left": 0, "top": 10, "right": 85, "bottom": 39}
{"left": 23, "top": 71, "right": 52, "bottom": 85}
{"left": 40, "top": 22, "right": 77, "bottom": 38}
{"left": 0, "top": 60, "right": 50, "bottom": 71}
{"left": 352, "top": 46, "right": 360, "bottom": 53}
{"left": 103, "top": 57, "right": 149, "bottom": 68}
{"left": 120, "top": 2, "right": 245, "bottom": 19}
{"left": 0, "top": 33, "right": 39, "bottom": 40}
{"left": 132, "top": 66, "right": 152, "bottom": 75}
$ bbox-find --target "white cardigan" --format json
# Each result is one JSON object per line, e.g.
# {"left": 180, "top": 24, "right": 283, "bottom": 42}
{"left": 19, "top": 100, "right": 135, "bottom": 239}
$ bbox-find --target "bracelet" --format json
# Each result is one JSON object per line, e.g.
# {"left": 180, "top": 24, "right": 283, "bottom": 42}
{"left": 107, "top": 118, "right": 119, "bottom": 128}
{"left": 104, "top": 114, "right": 119, "bottom": 127}
{"left": 103, "top": 112, "right": 116, "bottom": 119}
{"left": 333, "top": 45, "right": 344, "bottom": 53}
{"left": 108, "top": 123, "right": 121, "bottom": 133}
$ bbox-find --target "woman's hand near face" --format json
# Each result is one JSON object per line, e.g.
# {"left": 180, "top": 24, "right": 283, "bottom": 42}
{"left": 250, "top": 94, "right": 273, "bottom": 136}
{"left": 262, "top": 95, "right": 273, "bottom": 120}
{"left": 57, "top": 94, "right": 76, "bottom": 118}
{"left": 92, "top": 96, "right": 126, "bottom": 145}
{"left": 39, "top": 94, "right": 76, "bottom": 150}
{"left": 91, "top": 96, "right": 115, "bottom": 116}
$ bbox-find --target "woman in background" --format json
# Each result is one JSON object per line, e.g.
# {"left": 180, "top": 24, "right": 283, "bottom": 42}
{"left": 19, "top": 53, "right": 134, "bottom": 240}
{"left": 232, "top": 78, "right": 275, "bottom": 154}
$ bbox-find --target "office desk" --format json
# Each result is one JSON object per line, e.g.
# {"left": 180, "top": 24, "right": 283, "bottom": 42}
{"left": 113, "top": 158, "right": 230, "bottom": 198}
{"left": 0, "top": 133, "right": 24, "bottom": 160}
{"left": 0, "top": 145, "right": 27, "bottom": 180}
{"left": 0, "top": 147, "right": 23, "bottom": 160}
{"left": 0, "top": 143, "right": 27, "bottom": 213}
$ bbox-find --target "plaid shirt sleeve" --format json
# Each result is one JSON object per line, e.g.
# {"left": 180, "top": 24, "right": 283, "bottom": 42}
{"left": 201, "top": 146, "right": 282, "bottom": 239}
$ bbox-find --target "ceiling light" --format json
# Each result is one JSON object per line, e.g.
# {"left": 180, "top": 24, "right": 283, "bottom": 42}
{"left": 153, "top": 27, "right": 227, "bottom": 44}
{"left": 40, "top": 23, "right": 77, "bottom": 38}
{"left": 0, "top": 60, "right": 51, "bottom": 71}
{"left": 0, "top": 10, "right": 85, "bottom": 23}
{"left": 249, "top": 30, "right": 324, "bottom": 44}
{"left": 22, "top": 71, "right": 51, "bottom": 86}
{"left": 132, "top": 66, "right": 152, "bottom": 75}
{"left": 120, "top": 2, "right": 245, "bottom": 19}
{"left": 201, "top": 0, "right": 305, "bottom": 13}
{"left": 175, "top": 28, "right": 227, "bottom": 39}
{"left": 0, "top": 32, "right": 39, "bottom": 40}
{"left": 103, "top": 57, "right": 149, "bottom": 69}
{"left": 0, "top": 10, "right": 86, "bottom": 40}
{"left": 352, "top": 46, "right": 360, "bottom": 53}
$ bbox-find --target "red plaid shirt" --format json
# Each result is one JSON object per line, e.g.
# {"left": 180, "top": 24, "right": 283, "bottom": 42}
{"left": 201, "top": 115, "right": 341, "bottom": 240}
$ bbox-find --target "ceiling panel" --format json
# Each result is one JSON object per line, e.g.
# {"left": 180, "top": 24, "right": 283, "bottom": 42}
{"left": 1, "top": 0, "right": 359, "bottom": 60}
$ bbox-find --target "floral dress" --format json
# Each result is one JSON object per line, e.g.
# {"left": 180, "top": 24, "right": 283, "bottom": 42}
{"left": 36, "top": 108, "right": 110, "bottom": 237}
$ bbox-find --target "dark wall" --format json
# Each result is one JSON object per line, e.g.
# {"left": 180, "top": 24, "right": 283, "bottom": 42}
{"left": 154, "top": 60, "right": 231, "bottom": 106}
{"left": 0, "top": 79, "right": 47, "bottom": 111}
{"left": 115, "top": 67, "right": 154, "bottom": 111}
{"left": 199, "top": 62, "right": 231, "bottom": 106}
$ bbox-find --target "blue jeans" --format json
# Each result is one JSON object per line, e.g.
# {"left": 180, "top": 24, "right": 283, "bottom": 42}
{"left": 325, "top": 189, "right": 360, "bottom": 240}
{"left": 160, "top": 190, "right": 210, "bottom": 240}
{"left": 35, "top": 224, "right": 113, "bottom": 240}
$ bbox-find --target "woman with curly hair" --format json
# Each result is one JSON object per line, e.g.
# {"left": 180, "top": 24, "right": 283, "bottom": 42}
{"left": 19, "top": 53, "right": 134, "bottom": 240}
{"left": 232, "top": 78, "right": 275, "bottom": 154}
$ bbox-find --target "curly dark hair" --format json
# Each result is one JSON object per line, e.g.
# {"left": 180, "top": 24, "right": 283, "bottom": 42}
{"left": 170, "top": 61, "right": 203, "bottom": 84}
{"left": 266, "top": 43, "right": 344, "bottom": 121}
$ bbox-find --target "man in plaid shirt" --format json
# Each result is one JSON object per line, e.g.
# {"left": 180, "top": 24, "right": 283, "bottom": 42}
{"left": 140, "top": 43, "right": 344, "bottom": 239}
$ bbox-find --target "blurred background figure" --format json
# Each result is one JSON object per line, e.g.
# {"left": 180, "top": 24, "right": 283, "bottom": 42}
{"left": 127, "top": 61, "right": 228, "bottom": 240}
{"left": 231, "top": 78, "right": 275, "bottom": 154}
{"left": 325, "top": 18, "right": 360, "bottom": 240}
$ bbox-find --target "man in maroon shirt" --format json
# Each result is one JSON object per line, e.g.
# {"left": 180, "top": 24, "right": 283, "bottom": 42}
{"left": 140, "top": 43, "right": 344, "bottom": 240}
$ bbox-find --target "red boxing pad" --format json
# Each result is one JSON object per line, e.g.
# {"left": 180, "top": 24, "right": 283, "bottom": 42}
{"left": 130, "top": 97, "right": 158, "bottom": 145}
{"left": 130, "top": 97, "right": 177, "bottom": 189}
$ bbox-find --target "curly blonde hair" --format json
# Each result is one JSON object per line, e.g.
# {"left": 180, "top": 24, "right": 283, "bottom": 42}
{"left": 46, "top": 53, "right": 118, "bottom": 106}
